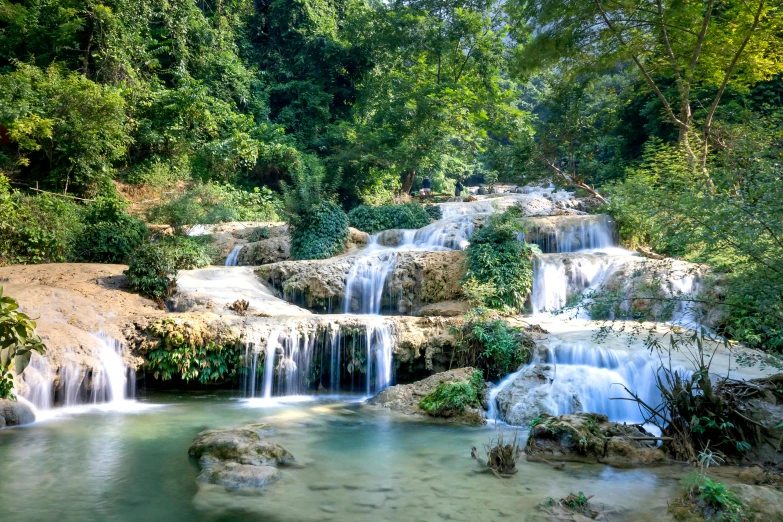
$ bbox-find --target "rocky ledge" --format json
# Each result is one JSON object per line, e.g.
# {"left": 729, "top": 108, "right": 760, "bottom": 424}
{"left": 188, "top": 423, "right": 295, "bottom": 489}
{"left": 368, "top": 367, "right": 485, "bottom": 426}
{"left": 525, "top": 413, "right": 669, "bottom": 467}
{"left": 0, "top": 399, "right": 35, "bottom": 428}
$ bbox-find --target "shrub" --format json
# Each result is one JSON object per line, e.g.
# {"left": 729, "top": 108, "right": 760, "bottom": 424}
{"left": 123, "top": 242, "right": 178, "bottom": 302}
{"left": 247, "top": 226, "right": 271, "bottom": 242}
{"left": 76, "top": 197, "right": 148, "bottom": 263}
{"left": 0, "top": 177, "right": 84, "bottom": 265}
{"left": 159, "top": 235, "right": 215, "bottom": 270}
{"left": 419, "top": 369, "right": 484, "bottom": 416}
{"left": 348, "top": 202, "right": 433, "bottom": 234}
{"left": 463, "top": 208, "right": 533, "bottom": 313}
{"left": 147, "top": 341, "right": 241, "bottom": 384}
{"left": 670, "top": 475, "right": 747, "bottom": 522}
{"left": 148, "top": 183, "right": 280, "bottom": 230}
{"left": 424, "top": 204, "right": 442, "bottom": 221}
{"left": 451, "top": 310, "right": 532, "bottom": 381}
{"left": 0, "top": 286, "right": 46, "bottom": 400}
{"left": 290, "top": 201, "right": 349, "bottom": 260}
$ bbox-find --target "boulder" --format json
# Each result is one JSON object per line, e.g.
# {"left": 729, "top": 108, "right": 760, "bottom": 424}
{"left": 730, "top": 484, "right": 783, "bottom": 522}
{"left": 525, "top": 413, "right": 669, "bottom": 467}
{"left": 237, "top": 236, "right": 290, "bottom": 266}
{"left": 0, "top": 399, "right": 35, "bottom": 428}
{"left": 205, "top": 462, "right": 282, "bottom": 490}
{"left": 188, "top": 423, "right": 294, "bottom": 490}
{"left": 342, "top": 227, "right": 369, "bottom": 254}
{"left": 368, "top": 367, "right": 485, "bottom": 426}
{"left": 494, "top": 362, "right": 580, "bottom": 427}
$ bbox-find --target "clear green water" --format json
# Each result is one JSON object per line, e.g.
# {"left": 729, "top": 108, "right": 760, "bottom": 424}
{"left": 0, "top": 392, "right": 684, "bottom": 521}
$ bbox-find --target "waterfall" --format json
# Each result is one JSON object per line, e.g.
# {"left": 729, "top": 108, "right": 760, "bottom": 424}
{"left": 491, "top": 342, "right": 680, "bottom": 426}
{"left": 22, "top": 333, "right": 134, "bottom": 410}
{"left": 225, "top": 245, "right": 243, "bottom": 266}
{"left": 531, "top": 254, "right": 624, "bottom": 314}
{"left": 242, "top": 321, "right": 394, "bottom": 399}
{"left": 521, "top": 215, "right": 616, "bottom": 253}
{"left": 344, "top": 244, "right": 398, "bottom": 315}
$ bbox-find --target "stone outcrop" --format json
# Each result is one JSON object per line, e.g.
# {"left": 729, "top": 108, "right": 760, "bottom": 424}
{"left": 368, "top": 367, "right": 485, "bottom": 426}
{"left": 494, "top": 363, "right": 560, "bottom": 427}
{"left": 258, "top": 250, "right": 465, "bottom": 314}
{"left": 0, "top": 399, "right": 35, "bottom": 428}
{"left": 730, "top": 484, "right": 783, "bottom": 521}
{"left": 525, "top": 413, "right": 669, "bottom": 467}
{"left": 188, "top": 423, "right": 294, "bottom": 489}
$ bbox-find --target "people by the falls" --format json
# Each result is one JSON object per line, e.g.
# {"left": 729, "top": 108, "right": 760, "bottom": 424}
{"left": 420, "top": 176, "right": 432, "bottom": 196}
{"left": 455, "top": 180, "right": 464, "bottom": 197}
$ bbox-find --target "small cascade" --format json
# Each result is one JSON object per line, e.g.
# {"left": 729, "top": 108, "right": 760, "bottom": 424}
{"left": 492, "top": 342, "right": 681, "bottom": 426}
{"left": 225, "top": 245, "right": 243, "bottom": 266}
{"left": 22, "top": 352, "right": 53, "bottom": 410}
{"left": 521, "top": 215, "right": 616, "bottom": 253}
{"left": 22, "top": 333, "right": 134, "bottom": 410}
{"left": 241, "top": 320, "right": 394, "bottom": 399}
{"left": 344, "top": 244, "right": 399, "bottom": 315}
{"left": 531, "top": 254, "right": 625, "bottom": 314}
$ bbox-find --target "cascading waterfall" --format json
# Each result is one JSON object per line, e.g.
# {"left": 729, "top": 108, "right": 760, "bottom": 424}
{"left": 344, "top": 243, "right": 399, "bottom": 315}
{"left": 490, "top": 342, "right": 682, "bottom": 426}
{"left": 242, "top": 321, "right": 394, "bottom": 399}
{"left": 225, "top": 245, "right": 243, "bottom": 266}
{"left": 521, "top": 215, "right": 616, "bottom": 253}
{"left": 22, "top": 333, "right": 134, "bottom": 410}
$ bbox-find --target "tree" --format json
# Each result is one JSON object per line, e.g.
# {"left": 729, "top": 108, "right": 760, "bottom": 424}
{"left": 512, "top": 0, "right": 783, "bottom": 175}
{"left": 330, "top": 0, "right": 531, "bottom": 199}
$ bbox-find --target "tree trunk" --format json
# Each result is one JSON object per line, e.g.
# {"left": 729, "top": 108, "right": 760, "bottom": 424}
{"left": 401, "top": 169, "right": 416, "bottom": 195}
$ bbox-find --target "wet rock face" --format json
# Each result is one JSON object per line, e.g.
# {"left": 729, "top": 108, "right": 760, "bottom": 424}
{"left": 368, "top": 367, "right": 485, "bottom": 426}
{"left": 257, "top": 250, "right": 465, "bottom": 314}
{"left": 188, "top": 423, "right": 294, "bottom": 489}
{"left": 494, "top": 364, "right": 566, "bottom": 427}
{"left": 524, "top": 413, "right": 668, "bottom": 467}
{"left": 0, "top": 399, "right": 35, "bottom": 428}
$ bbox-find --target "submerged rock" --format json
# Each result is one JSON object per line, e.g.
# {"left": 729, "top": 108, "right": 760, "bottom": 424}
{"left": 494, "top": 364, "right": 568, "bottom": 427}
{"left": 368, "top": 367, "right": 485, "bottom": 426}
{"left": 525, "top": 413, "right": 669, "bottom": 467}
{"left": 188, "top": 423, "right": 294, "bottom": 489}
{"left": 0, "top": 399, "right": 35, "bottom": 428}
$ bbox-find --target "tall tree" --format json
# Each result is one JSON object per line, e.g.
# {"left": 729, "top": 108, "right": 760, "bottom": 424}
{"left": 511, "top": 0, "right": 783, "bottom": 176}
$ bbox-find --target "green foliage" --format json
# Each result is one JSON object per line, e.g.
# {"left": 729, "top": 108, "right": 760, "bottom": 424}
{"left": 463, "top": 208, "right": 533, "bottom": 313}
{"left": 418, "top": 369, "right": 483, "bottom": 416}
{"left": 0, "top": 176, "right": 84, "bottom": 265}
{"left": 676, "top": 475, "right": 747, "bottom": 522}
{"left": 348, "top": 202, "right": 433, "bottom": 234}
{"left": 0, "top": 286, "right": 46, "bottom": 400}
{"left": 123, "top": 243, "right": 178, "bottom": 302}
{"left": 147, "top": 341, "right": 240, "bottom": 384}
{"left": 76, "top": 197, "right": 148, "bottom": 263}
{"left": 158, "top": 236, "right": 215, "bottom": 270}
{"left": 451, "top": 310, "right": 532, "bottom": 381}
{"left": 148, "top": 183, "right": 280, "bottom": 230}
{"left": 248, "top": 227, "right": 271, "bottom": 242}
{"left": 290, "top": 201, "right": 349, "bottom": 260}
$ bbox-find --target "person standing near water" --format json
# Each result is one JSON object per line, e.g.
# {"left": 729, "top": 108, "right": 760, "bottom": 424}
{"left": 455, "top": 180, "right": 464, "bottom": 197}
{"left": 420, "top": 176, "right": 432, "bottom": 196}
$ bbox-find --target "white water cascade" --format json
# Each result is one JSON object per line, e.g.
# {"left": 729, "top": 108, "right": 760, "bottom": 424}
{"left": 489, "top": 341, "right": 685, "bottom": 427}
{"left": 242, "top": 321, "right": 394, "bottom": 399}
{"left": 22, "top": 333, "right": 134, "bottom": 410}
{"left": 225, "top": 245, "right": 243, "bottom": 266}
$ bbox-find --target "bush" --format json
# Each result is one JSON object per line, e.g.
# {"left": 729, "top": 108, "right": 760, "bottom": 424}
{"left": 670, "top": 475, "right": 747, "bottom": 522}
{"left": 419, "top": 369, "right": 484, "bottom": 416}
{"left": 424, "top": 204, "right": 442, "bottom": 221}
{"left": 0, "top": 177, "right": 84, "bottom": 265}
{"left": 247, "top": 226, "right": 271, "bottom": 242}
{"left": 159, "top": 235, "right": 215, "bottom": 270}
{"left": 76, "top": 197, "right": 148, "bottom": 263}
{"left": 348, "top": 202, "right": 433, "bottom": 234}
{"left": 290, "top": 201, "right": 349, "bottom": 260}
{"left": 451, "top": 311, "right": 533, "bottom": 381}
{"left": 0, "top": 286, "right": 47, "bottom": 400}
{"left": 123, "top": 242, "right": 178, "bottom": 302}
{"left": 148, "top": 183, "right": 280, "bottom": 230}
{"left": 463, "top": 208, "right": 533, "bottom": 313}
